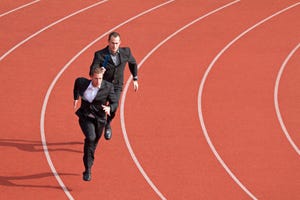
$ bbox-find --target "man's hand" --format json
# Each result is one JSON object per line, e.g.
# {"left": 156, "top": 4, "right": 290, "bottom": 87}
{"left": 73, "top": 100, "right": 78, "bottom": 109}
{"left": 133, "top": 80, "right": 139, "bottom": 92}
{"left": 102, "top": 105, "right": 111, "bottom": 116}
{"left": 101, "top": 66, "right": 106, "bottom": 72}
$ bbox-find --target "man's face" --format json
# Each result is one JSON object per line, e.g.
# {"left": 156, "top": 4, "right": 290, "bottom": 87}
{"left": 91, "top": 73, "right": 103, "bottom": 87}
{"left": 108, "top": 36, "right": 121, "bottom": 54}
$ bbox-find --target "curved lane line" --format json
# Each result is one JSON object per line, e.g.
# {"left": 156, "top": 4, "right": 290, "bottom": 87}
{"left": 274, "top": 43, "right": 300, "bottom": 156}
{"left": 0, "top": 0, "right": 40, "bottom": 18}
{"left": 120, "top": 1, "right": 240, "bottom": 199}
{"left": 0, "top": 0, "right": 108, "bottom": 61}
{"left": 40, "top": 1, "right": 175, "bottom": 199}
{"left": 198, "top": 3, "right": 300, "bottom": 200}
{"left": 37, "top": 1, "right": 109, "bottom": 200}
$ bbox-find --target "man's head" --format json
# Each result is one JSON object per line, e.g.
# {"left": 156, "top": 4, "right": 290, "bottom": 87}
{"left": 108, "top": 31, "right": 121, "bottom": 54}
{"left": 90, "top": 67, "right": 105, "bottom": 87}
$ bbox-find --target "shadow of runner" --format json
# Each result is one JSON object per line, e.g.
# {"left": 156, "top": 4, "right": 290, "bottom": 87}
{"left": 0, "top": 138, "right": 82, "bottom": 153}
{"left": 0, "top": 172, "right": 77, "bottom": 191}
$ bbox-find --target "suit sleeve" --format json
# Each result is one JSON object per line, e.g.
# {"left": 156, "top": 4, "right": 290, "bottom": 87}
{"left": 89, "top": 52, "right": 101, "bottom": 76}
{"left": 73, "top": 78, "right": 80, "bottom": 100}
{"left": 73, "top": 78, "right": 85, "bottom": 100}
{"left": 127, "top": 48, "right": 138, "bottom": 80}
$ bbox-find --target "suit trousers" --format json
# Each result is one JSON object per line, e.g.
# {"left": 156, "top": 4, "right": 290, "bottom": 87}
{"left": 79, "top": 117, "right": 104, "bottom": 170}
{"left": 106, "top": 84, "right": 122, "bottom": 125}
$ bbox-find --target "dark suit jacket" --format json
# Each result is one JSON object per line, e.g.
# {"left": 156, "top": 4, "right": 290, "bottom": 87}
{"left": 73, "top": 77, "right": 118, "bottom": 123}
{"left": 89, "top": 46, "right": 138, "bottom": 87}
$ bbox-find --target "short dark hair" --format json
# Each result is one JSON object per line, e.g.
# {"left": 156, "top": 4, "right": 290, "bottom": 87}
{"left": 108, "top": 31, "right": 120, "bottom": 41}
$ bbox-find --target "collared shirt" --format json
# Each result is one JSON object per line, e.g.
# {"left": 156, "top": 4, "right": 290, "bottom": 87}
{"left": 109, "top": 49, "right": 120, "bottom": 66}
{"left": 83, "top": 82, "right": 100, "bottom": 103}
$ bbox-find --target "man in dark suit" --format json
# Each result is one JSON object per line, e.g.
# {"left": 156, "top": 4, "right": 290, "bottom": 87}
{"left": 89, "top": 31, "right": 139, "bottom": 140}
{"left": 73, "top": 67, "right": 118, "bottom": 181}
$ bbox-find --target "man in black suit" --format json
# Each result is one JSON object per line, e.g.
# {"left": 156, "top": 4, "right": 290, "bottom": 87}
{"left": 73, "top": 67, "right": 118, "bottom": 181}
{"left": 89, "top": 31, "right": 139, "bottom": 140}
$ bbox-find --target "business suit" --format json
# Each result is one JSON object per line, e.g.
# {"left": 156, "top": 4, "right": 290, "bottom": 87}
{"left": 89, "top": 46, "right": 138, "bottom": 124}
{"left": 73, "top": 77, "right": 118, "bottom": 177}
{"left": 89, "top": 46, "right": 138, "bottom": 89}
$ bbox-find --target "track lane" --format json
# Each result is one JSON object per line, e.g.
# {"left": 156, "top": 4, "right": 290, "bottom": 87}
{"left": 122, "top": 0, "right": 261, "bottom": 199}
{"left": 43, "top": 1, "right": 248, "bottom": 199}
{"left": 0, "top": 0, "right": 121, "bottom": 199}
{"left": 2, "top": 0, "right": 299, "bottom": 199}
{"left": 0, "top": 0, "right": 40, "bottom": 18}
{"left": 198, "top": 2, "right": 300, "bottom": 199}
{"left": 0, "top": 0, "right": 37, "bottom": 13}
{"left": 0, "top": 0, "right": 101, "bottom": 57}
{"left": 275, "top": 43, "right": 300, "bottom": 155}
{"left": 124, "top": 0, "right": 300, "bottom": 199}
{"left": 1, "top": 1, "right": 105, "bottom": 198}
{"left": 41, "top": 1, "right": 176, "bottom": 199}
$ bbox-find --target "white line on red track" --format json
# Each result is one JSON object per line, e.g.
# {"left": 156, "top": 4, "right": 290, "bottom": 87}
{"left": 197, "top": 2, "right": 300, "bottom": 200}
{"left": 120, "top": 1, "right": 240, "bottom": 199}
{"left": 0, "top": 0, "right": 108, "bottom": 61}
{"left": 274, "top": 42, "right": 300, "bottom": 156}
{"left": 0, "top": 0, "right": 40, "bottom": 18}
{"left": 40, "top": 1, "right": 175, "bottom": 199}
{"left": 37, "top": 1, "right": 110, "bottom": 200}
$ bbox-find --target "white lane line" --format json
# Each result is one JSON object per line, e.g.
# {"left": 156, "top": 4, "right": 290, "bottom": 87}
{"left": 0, "top": 0, "right": 40, "bottom": 18}
{"left": 40, "top": 1, "right": 175, "bottom": 199}
{"left": 198, "top": 2, "right": 300, "bottom": 200}
{"left": 274, "top": 43, "right": 300, "bottom": 156}
{"left": 38, "top": 1, "right": 109, "bottom": 200}
{"left": 120, "top": 1, "right": 240, "bottom": 199}
{"left": 0, "top": 0, "right": 108, "bottom": 61}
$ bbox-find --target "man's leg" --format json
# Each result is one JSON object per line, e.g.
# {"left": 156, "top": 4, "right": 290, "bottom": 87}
{"left": 104, "top": 86, "right": 122, "bottom": 140}
{"left": 79, "top": 117, "right": 97, "bottom": 181}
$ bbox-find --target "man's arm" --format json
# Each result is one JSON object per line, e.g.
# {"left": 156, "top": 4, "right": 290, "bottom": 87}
{"left": 73, "top": 78, "right": 81, "bottom": 109}
{"left": 126, "top": 48, "right": 138, "bottom": 79}
{"left": 89, "top": 52, "right": 101, "bottom": 76}
{"left": 126, "top": 48, "right": 139, "bottom": 91}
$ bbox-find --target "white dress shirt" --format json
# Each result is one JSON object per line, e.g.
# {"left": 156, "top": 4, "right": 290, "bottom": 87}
{"left": 83, "top": 82, "right": 100, "bottom": 103}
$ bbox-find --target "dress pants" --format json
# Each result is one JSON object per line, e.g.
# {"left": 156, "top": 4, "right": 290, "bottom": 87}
{"left": 106, "top": 84, "right": 122, "bottom": 125}
{"left": 79, "top": 117, "right": 104, "bottom": 171}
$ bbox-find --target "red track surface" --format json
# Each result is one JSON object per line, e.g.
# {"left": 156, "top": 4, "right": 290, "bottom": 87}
{"left": 1, "top": 0, "right": 299, "bottom": 199}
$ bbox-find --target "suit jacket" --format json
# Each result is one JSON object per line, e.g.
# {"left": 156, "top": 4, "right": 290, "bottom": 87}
{"left": 73, "top": 77, "right": 118, "bottom": 123}
{"left": 89, "top": 46, "right": 138, "bottom": 87}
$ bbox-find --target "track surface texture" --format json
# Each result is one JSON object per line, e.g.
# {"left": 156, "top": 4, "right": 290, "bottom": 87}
{"left": 1, "top": 0, "right": 299, "bottom": 199}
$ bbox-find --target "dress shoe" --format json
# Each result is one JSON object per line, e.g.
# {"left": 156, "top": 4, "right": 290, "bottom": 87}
{"left": 104, "top": 124, "right": 112, "bottom": 140}
{"left": 82, "top": 169, "right": 91, "bottom": 181}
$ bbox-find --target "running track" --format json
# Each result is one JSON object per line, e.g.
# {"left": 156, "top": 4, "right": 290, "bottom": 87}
{"left": 1, "top": 0, "right": 299, "bottom": 199}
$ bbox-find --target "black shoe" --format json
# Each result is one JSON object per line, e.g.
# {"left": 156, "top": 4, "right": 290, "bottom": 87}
{"left": 82, "top": 169, "right": 91, "bottom": 181}
{"left": 104, "top": 124, "right": 112, "bottom": 140}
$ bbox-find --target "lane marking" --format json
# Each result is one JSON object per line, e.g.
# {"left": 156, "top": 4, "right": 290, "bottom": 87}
{"left": 40, "top": 1, "right": 175, "bottom": 199}
{"left": 120, "top": 1, "right": 240, "bottom": 199}
{"left": 274, "top": 43, "right": 300, "bottom": 156}
{"left": 198, "top": 2, "right": 300, "bottom": 200}
{"left": 0, "top": 0, "right": 108, "bottom": 61}
{"left": 37, "top": 1, "right": 110, "bottom": 200}
{"left": 0, "top": 0, "right": 40, "bottom": 18}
